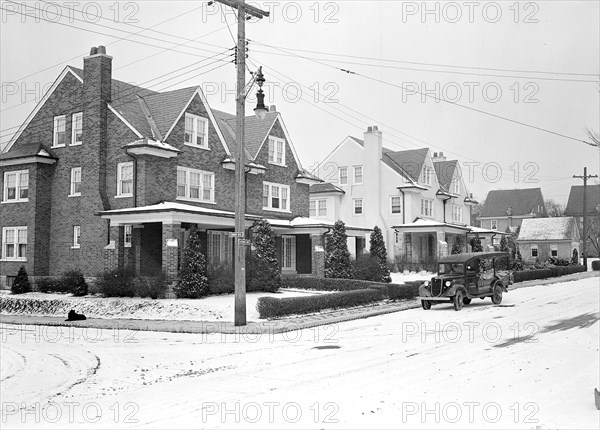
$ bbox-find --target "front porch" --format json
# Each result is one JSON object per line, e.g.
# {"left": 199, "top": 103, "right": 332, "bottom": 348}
{"left": 99, "top": 202, "right": 369, "bottom": 281}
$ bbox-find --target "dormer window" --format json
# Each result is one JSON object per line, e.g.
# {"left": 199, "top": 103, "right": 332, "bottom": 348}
{"left": 53, "top": 115, "right": 66, "bottom": 147}
{"left": 453, "top": 178, "right": 460, "bottom": 194}
{"left": 268, "top": 136, "right": 285, "bottom": 165}
{"left": 421, "top": 166, "right": 432, "bottom": 186}
{"left": 184, "top": 113, "right": 208, "bottom": 148}
{"left": 71, "top": 112, "right": 83, "bottom": 145}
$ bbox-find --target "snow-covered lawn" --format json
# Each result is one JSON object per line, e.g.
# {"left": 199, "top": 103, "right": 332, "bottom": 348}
{"left": 390, "top": 270, "right": 434, "bottom": 284}
{"left": 0, "top": 289, "right": 321, "bottom": 322}
{"left": 1, "top": 277, "right": 598, "bottom": 429}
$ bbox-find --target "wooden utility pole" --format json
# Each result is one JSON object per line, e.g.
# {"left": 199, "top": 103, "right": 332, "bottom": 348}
{"left": 211, "top": 0, "right": 269, "bottom": 326}
{"left": 573, "top": 167, "right": 598, "bottom": 268}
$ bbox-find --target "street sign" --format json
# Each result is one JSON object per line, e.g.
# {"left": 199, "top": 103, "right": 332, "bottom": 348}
{"left": 229, "top": 232, "right": 244, "bottom": 238}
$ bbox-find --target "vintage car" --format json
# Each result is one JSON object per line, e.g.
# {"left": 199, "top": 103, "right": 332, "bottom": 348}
{"left": 417, "top": 252, "right": 512, "bottom": 311}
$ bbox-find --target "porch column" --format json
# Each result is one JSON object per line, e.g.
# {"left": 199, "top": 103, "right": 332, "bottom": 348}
{"left": 103, "top": 225, "right": 124, "bottom": 272}
{"left": 394, "top": 231, "right": 404, "bottom": 261}
{"left": 437, "top": 230, "right": 448, "bottom": 259}
{"left": 311, "top": 234, "right": 326, "bottom": 278}
{"left": 132, "top": 226, "right": 143, "bottom": 276}
{"left": 162, "top": 222, "right": 181, "bottom": 282}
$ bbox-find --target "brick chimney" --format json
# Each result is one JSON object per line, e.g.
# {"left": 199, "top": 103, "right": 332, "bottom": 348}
{"left": 82, "top": 45, "right": 112, "bottom": 211}
{"left": 432, "top": 151, "right": 447, "bottom": 162}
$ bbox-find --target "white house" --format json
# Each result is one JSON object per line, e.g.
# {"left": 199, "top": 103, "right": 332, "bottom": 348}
{"left": 310, "top": 126, "right": 478, "bottom": 267}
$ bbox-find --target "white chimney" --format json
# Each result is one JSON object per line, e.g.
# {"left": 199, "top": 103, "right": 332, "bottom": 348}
{"left": 433, "top": 151, "right": 447, "bottom": 162}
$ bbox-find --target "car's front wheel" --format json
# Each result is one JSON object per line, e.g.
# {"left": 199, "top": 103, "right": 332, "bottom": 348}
{"left": 421, "top": 300, "right": 432, "bottom": 310}
{"left": 492, "top": 284, "right": 503, "bottom": 305}
{"left": 453, "top": 291, "right": 464, "bottom": 311}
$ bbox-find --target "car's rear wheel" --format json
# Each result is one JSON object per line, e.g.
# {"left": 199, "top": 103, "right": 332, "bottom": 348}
{"left": 453, "top": 291, "right": 464, "bottom": 311}
{"left": 462, "top": 297, "right": 472, "bottom": 305}
{"left": 421, "top": 300, "right": 432, "bottom": 310}
{"left": 492, "top": 284, "right": 503, "bottom": 305}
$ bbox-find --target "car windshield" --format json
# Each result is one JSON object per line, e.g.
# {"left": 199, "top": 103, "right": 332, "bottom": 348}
{"left": 438, "top": 263, "right": 464, "bottom": 275}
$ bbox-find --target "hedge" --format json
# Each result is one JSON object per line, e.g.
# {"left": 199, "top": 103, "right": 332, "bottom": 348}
{"left": 283, "top": 276, "right": 403, "bottom": 292}
{"left": 513, "top": 265, "right": 586, "bottom": 283}
{"left": 592, "top": 260, "right": 600, "bottom": 271}
{"left": 256, "top": 288, "right": 383, "bottom": 319}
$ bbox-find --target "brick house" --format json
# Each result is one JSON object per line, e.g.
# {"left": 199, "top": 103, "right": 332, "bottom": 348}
{"left": 309, "top": 126, "right": 483, "bottom": 267}
{"left": 479, "top": 188, "right": 547, "bottom": 233}
{"left": 517, "top": 217, "right": 580, "bottom": 263}
{"left": 0, "top": 46, "right": 368, "bottom": 288}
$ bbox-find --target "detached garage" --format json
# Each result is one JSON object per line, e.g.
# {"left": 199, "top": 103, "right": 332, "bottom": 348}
{"left": 517, "top": 217, "right": 580, "bottom": 263}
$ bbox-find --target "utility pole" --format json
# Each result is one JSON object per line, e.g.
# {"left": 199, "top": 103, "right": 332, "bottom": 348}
{"left": 210, "top": 0, "right": 269, "bottom": 326}
{"left": 573, "top": 167, "right": 598, "bottom": 268}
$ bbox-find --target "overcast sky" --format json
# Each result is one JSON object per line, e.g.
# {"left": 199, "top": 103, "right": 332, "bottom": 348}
{"left": 1, "top": 0, "right": 599, "bottom": 204}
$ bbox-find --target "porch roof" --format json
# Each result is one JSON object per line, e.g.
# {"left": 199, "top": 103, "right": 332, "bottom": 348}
{"left": 392, "top": 218, "right": 471, "bottom": 234}
{"left": 98, "top": 202, "right": 371, "bottom": 235}
{"left": 468, "top": 226, "right": 511, "bottom": 236}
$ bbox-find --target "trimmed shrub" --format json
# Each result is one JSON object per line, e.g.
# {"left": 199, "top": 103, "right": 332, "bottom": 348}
{"left": 97, "top": 267, "right": 136, "bottom": 297}
{"left": 247, "top": 220, "right": 281, "bottom": 293}
{"left": 513, "top": 265, "right": 586, "bottom": 283}
{"left": 369, "top": 226, "right": 391, "bottom": 283}
{"left": 451, "top": 237, "right": 462, "bottom": 255}
{"left": 592, "top": 260, "right": 600, "bottom": 271}
{"left": 256, "top": 288, "right": 383, "bottom": 318}
{"left": 207, "top": 264, "right": 234, "bottom": 294}
{"left": 354, "top": 255, "right": 383, "bottom": 282}
{"left": 61, "top": 269, "right": 88, "bottom": 297}
{"left": 325, "top": 221, "right": 355, "bottom": 279}
{"left": 37, "top": 277, "right": 64, "bottom": 293}
{"left": 469, "top": 236, "right": 483, "bottom": 252}
{"left": 571, "top": 249, "right": 579, "bottom": 265}
{"left": 174, "top": 227, "right": 209, "bottom": 299}
{"left": 135, "top": 274, "right": 167, "bottom": 299}
{"left": 11, "top": 266, "right": 31, "bottom": 294}
{"left": 284, "top": 276, "right": 393, "bottom": 292}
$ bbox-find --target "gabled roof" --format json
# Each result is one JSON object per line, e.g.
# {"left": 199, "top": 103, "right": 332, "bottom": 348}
{"left": 382, "top": 147, "right": 429, "bottom": 182}
{"left": 434, "top": 160, "right": 458, "bottom": 193}
{"left": 518, "top": 217, "right": 578, "bottom": 241}
{"left": 219, "top": 111, "right": 279, "bottom": 158}
{"left": 565, "top": 184, "right": 600, "bottom": 215}
{"left": 0, "top": 142, "right": 56, "bottom": 160}
{"left": 481, "top": 188, "right": 546, "bottom": 217}
{"left": 310, "top": 182, "right": 345, "bottom": 194}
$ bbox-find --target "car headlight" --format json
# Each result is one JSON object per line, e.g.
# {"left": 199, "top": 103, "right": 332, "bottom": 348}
{"left": 424, "top": 281, "right": 430, "bottom": 287}
{"left": 445, "top": 281, "right": 452, "bottom": 287}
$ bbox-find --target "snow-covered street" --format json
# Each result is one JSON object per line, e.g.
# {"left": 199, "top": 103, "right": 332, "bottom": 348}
{"left": 1, "top": 277, "right": 599, "bottom": 429}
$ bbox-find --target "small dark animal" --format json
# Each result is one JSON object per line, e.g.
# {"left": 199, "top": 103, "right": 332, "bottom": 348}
{"left": 65, "top": 310, "right": 87, "bottom": 321}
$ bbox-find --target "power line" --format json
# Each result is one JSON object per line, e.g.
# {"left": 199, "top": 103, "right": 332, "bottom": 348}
{"left": 250, "top": 39, "right": 596, "bottom": 147}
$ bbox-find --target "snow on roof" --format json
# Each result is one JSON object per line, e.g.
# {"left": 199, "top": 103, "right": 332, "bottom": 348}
{"left": 100, "top": 201, "right": 238, "bottom": 217}
{"left": 124, "top": 138, "right": 180, "bottom": 152}
{"left": 469, "top": 226, "right": 510, "bottom": 235}
{"left": 518, "top": 217, "right": 578, "bottom": 241}
{"left": 392, "top": 218, "right": 470, "bottom": 230}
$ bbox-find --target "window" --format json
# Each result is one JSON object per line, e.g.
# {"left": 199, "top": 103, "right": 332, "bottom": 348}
{"left": 184, "top": 113, "right": 208, "bottom": 148}
{"left": 452, "top": 205, "right": 463, "bottom": 223}
{"left": 551, "top": 244, "right": 558, "bottom": 257}
{"left": 531, "top": 244, "right": 538, "bottom": 257}
{"left": 354, "top": 199, "right": 363, "bottom": 215}
{"left": 177, "top": 167, "right": 214, "bottom": 202}
{"left": 3, "top": 170, "right": 28, "bottom": 202}
{"left": 453, "top": 178, "right": 460, "bottom": 194}
{"left": 420, "top": 198, "right": 433, "bottom": 217}
{"left": 117, "top": 162, "right": 133, "bottom": 197}
{"left": 268, "top": 136, "right": 285, "bottom": 165}
{"left": 339, "top": 167, "right": 348, "bottom": 185}
{"left": 208, "top": 231, "right": 232, "bottom": 266}
{"left": 490, "top": 219, "right": 498, "bottom": 230}
{"left": 70, "top": 167, "right": 81, "bottom": 196}
{"left": 263, "top": 182, "right": 290, "bottom": 212}
{"left": 310, "top": 199, "right": 327, "bottom": 217}
{"left": 391, "top": 196, "right": 402, "bottom": 214}
{"left": 72, "top": 226, "right": 81, "bottom": 248}
{"left": 421, "top": 166, "right": 432, "bottom": 186}
{"left": 71, "top": 112, "right": 83, "bottom": 145}
{"left": 353, "top": 165, "right": 363, "bottom": 184}
{"left": 2, "top": 227, "right": 27, "bottom": 261}
{"left": 53, "top": 115, "right": 66, "bottom": 147}
{"left": 124, "top": 225, "right": 132, "bottom": 248}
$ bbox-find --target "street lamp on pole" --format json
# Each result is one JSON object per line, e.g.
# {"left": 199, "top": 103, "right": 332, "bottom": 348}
{"left": 211, "top": 0, "right": 270, "bottom": 326}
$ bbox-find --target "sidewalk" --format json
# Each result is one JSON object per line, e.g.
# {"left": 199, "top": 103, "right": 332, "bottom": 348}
{"left": 1, "top": 271, "right": 597, "bottom": 335}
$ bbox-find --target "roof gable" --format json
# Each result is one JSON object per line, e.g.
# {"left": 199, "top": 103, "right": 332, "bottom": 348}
{"left": 434, "top": 160, "right": 458, "bottom": 193}
{"left": 482, "top": 188, "right": 546, "bottom": 217}
{"left": 518, "top": 217, "right": 579, "bottom": 241}
{"left": 382, "top": 148, "right": 429, "bottom": 182}
{"left": 565, "top": 184, "right": 600, "bottom": 215}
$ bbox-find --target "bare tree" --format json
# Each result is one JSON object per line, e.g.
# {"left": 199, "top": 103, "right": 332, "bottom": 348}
{"left": 545, "top": 199, "right": 566, "bottom": 217}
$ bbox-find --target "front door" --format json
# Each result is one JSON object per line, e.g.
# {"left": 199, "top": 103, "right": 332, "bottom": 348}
{"left": 282, "top": 235, "right": 296, "bottom": 273}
